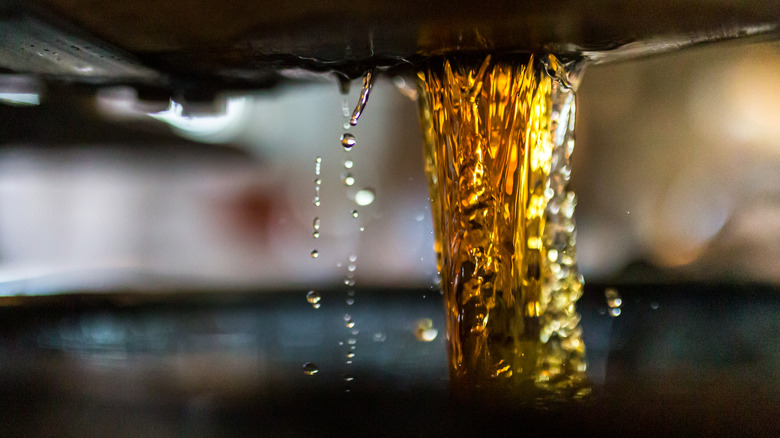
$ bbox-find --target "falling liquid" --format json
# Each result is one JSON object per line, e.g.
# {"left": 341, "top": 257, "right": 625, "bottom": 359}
{"left": 349, "top": 70, "right": 375, "bottom": 126}
{"left": 341, "top": 133, "right": 356, "bottom": 151}
{"left": 418, "top": 54, "right": 588, "bottom": 396}
{"left": 354, "top": 188, "right": 375, "bottom": 206}
{"left": 302, "top": 362, "right": 319, "bottom": 375}
{"left": 306, "top": 290, "right": 321, "bottom": 305}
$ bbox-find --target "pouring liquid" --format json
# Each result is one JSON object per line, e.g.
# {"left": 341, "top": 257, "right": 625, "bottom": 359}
{"left": 417, "top": 54, "right": 588, "bottom": 398}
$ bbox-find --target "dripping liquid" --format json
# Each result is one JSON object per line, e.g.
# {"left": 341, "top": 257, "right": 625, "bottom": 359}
{"left": 417, "top": 54, "right": 588, "bottom": 399}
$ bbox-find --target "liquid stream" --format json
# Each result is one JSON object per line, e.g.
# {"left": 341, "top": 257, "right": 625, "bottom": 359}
{"left": 417, "top": 54, "right": 588, "bottom": 398}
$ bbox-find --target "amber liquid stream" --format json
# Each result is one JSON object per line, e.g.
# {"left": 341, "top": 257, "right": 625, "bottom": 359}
{"left": 417, "top": 54, "right": 589, "bottom": 398}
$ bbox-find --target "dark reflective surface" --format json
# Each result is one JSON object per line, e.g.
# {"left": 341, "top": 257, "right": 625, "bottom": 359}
{"left": 1, "top": 284, "right": 778, "bottom": 436}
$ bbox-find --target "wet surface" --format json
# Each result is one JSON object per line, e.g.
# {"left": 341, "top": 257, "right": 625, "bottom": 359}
{"left": 0, "top": 284, "right": 778, "bottom": 436}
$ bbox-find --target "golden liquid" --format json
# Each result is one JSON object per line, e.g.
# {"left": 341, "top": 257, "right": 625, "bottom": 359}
{"left": 417, "top": 54, "right": 588, "bottom": 398}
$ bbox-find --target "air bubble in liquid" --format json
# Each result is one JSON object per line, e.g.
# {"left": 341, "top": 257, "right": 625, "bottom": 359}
{"left": 310, "top": 250, "right": 319, "bottom": 258}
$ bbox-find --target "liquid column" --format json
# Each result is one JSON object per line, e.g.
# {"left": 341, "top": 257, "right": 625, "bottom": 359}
{"left": 417, "top": 55, "right": 588, "bottom": 398}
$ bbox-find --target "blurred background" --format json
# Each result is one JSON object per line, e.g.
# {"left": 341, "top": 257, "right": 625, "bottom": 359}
{"left": 0, "top": 38, "right": 777, "bottom": 296}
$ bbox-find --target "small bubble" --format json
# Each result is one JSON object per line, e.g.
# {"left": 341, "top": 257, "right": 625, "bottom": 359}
{"left": 313, "top": 199, "right": 321, "bottom": 207}
{"left": 341, "top": 133, "right": 356, "bottom": 150}
{"left": 347, "top": 338, "right": 357, "bottom": 345}
{"left": 373, "top": 332, "right": 386, "bottom": 342}
{"left": 302, "top": 362, "right": 318, "bottom": 375}
{"left": 359, "top": 226, "right": 365, "bottom": 232}
{"left": 608, "top": 308, "right": 622, "bottom": 317}
{"left": 346, "top": 360, "right": 353, "bottom": 364}
{"left": 342, "top": 173, "right": 355, "bottom": 186}
{"left": 351, "top": 329, "right": 359, "bottom": 335}
{"left": 347, "top": 264, "right": 357, "bottom": 272}
{"left": 313, "top": 217, "right": 320, "bottom": 230}
{"left": 343, "top": 122, "right": 351, "bottom": 130}
{"left": 346, "top": 297, "right": 355, "bottom": 306}
{"left": 312, "top": 230, "right": 320, "bottom": 238}
{"left": 312, "top": 303, "right": 321, "bottom": 309}
{"left": 547, "top": 249, "right": 559, "bottom": 262}
{"left": 344, "top": 160, "right": 353, "bottom": 169}
{"left": 348, "top": 254, "right": 357, "bottom": 262}
{"left": 351, "top": 210, "right": 359, "bottom": 218}
{"left": 343, "top": 374, "right": 354, "bottom": 382}
{"left": 306, "top": 290, "right": 321, "bottom": 304}
{"left": 346, "top": 352, "right": 355, "bottom": 359}
{"left": 651, "top": 301, "right": 659, "bottom": 310}
{"left": 347, "top": 290, "right": 355, "bottom": 297}
{"left": 415, "top": 213, "right": 425, "bottom": 222}
{"left": 314, "top": 178, "right": 321, "bottom": 185}
{"left": 315, "top": 156, "right": 322, "bottom": 164}
{"left": 310, "top": 250, "right": 319, "bottom": 258}
{"left": 346, "top": 321, "right": 355, "bottom": 328}
{"left": 355, "top": 188, "right": 376, "bottom": 206}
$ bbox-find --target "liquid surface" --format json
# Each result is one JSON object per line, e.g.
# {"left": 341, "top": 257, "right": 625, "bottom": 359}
{"left": 417, "top": 54, "right": 587, "bottom": 397}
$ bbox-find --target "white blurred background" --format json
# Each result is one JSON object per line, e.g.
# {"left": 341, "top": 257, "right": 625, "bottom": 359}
{"left": 0, "top": 38, "right": 777, "bottom": 295}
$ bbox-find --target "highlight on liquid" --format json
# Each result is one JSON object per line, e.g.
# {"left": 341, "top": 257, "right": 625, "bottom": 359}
{"left": 417, "top": 53, "right": 588, "bottom": 398}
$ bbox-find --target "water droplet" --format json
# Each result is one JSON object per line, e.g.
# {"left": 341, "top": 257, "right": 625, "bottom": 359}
{"left": 313, "top": 217, "right": 320, "bottom": 229}
{"left": 605, "top": 288, "right": 622, "bottom": 308}
{"left": 310, "top": 250, "right": 319, "bottom": 258}
{"left": 306, "top": 290, "right": 321, "bottom": 304}
{"left": 344, "top": 160, "right": 353, "bottom": 169}
{"left": 342, "top": 173, "right": 355, "bottom": 186}
{"left": 351, "top": 210, "right": 358, "bottom": 218}
{"left": 313, "top": 199, "right": 320, "bottom": 206}
{"left": 354, "top": 188, "right": 375, "bottom": 206}
{"left": 312, "top": 230, "right": 320, "bottom": 238}
{"left": 359, "top": 226, "right": 365, "bottom": 232}
{"left": 315, "top": 156, "right": 322, "bottom": 164}
{"left": 349, "top": 70, "right": 375, "bottom": 126}
{"left": 302, "top": 362, "right": 318, "bottom": 375}
{"left": 341, "top": 133, "right": 356, "bottom": 150}
{"left": 415, "top": 318, "right": 438, "bottom": 342}
{"left": 314, "top": 178, "right": 321, "bottom": 185}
